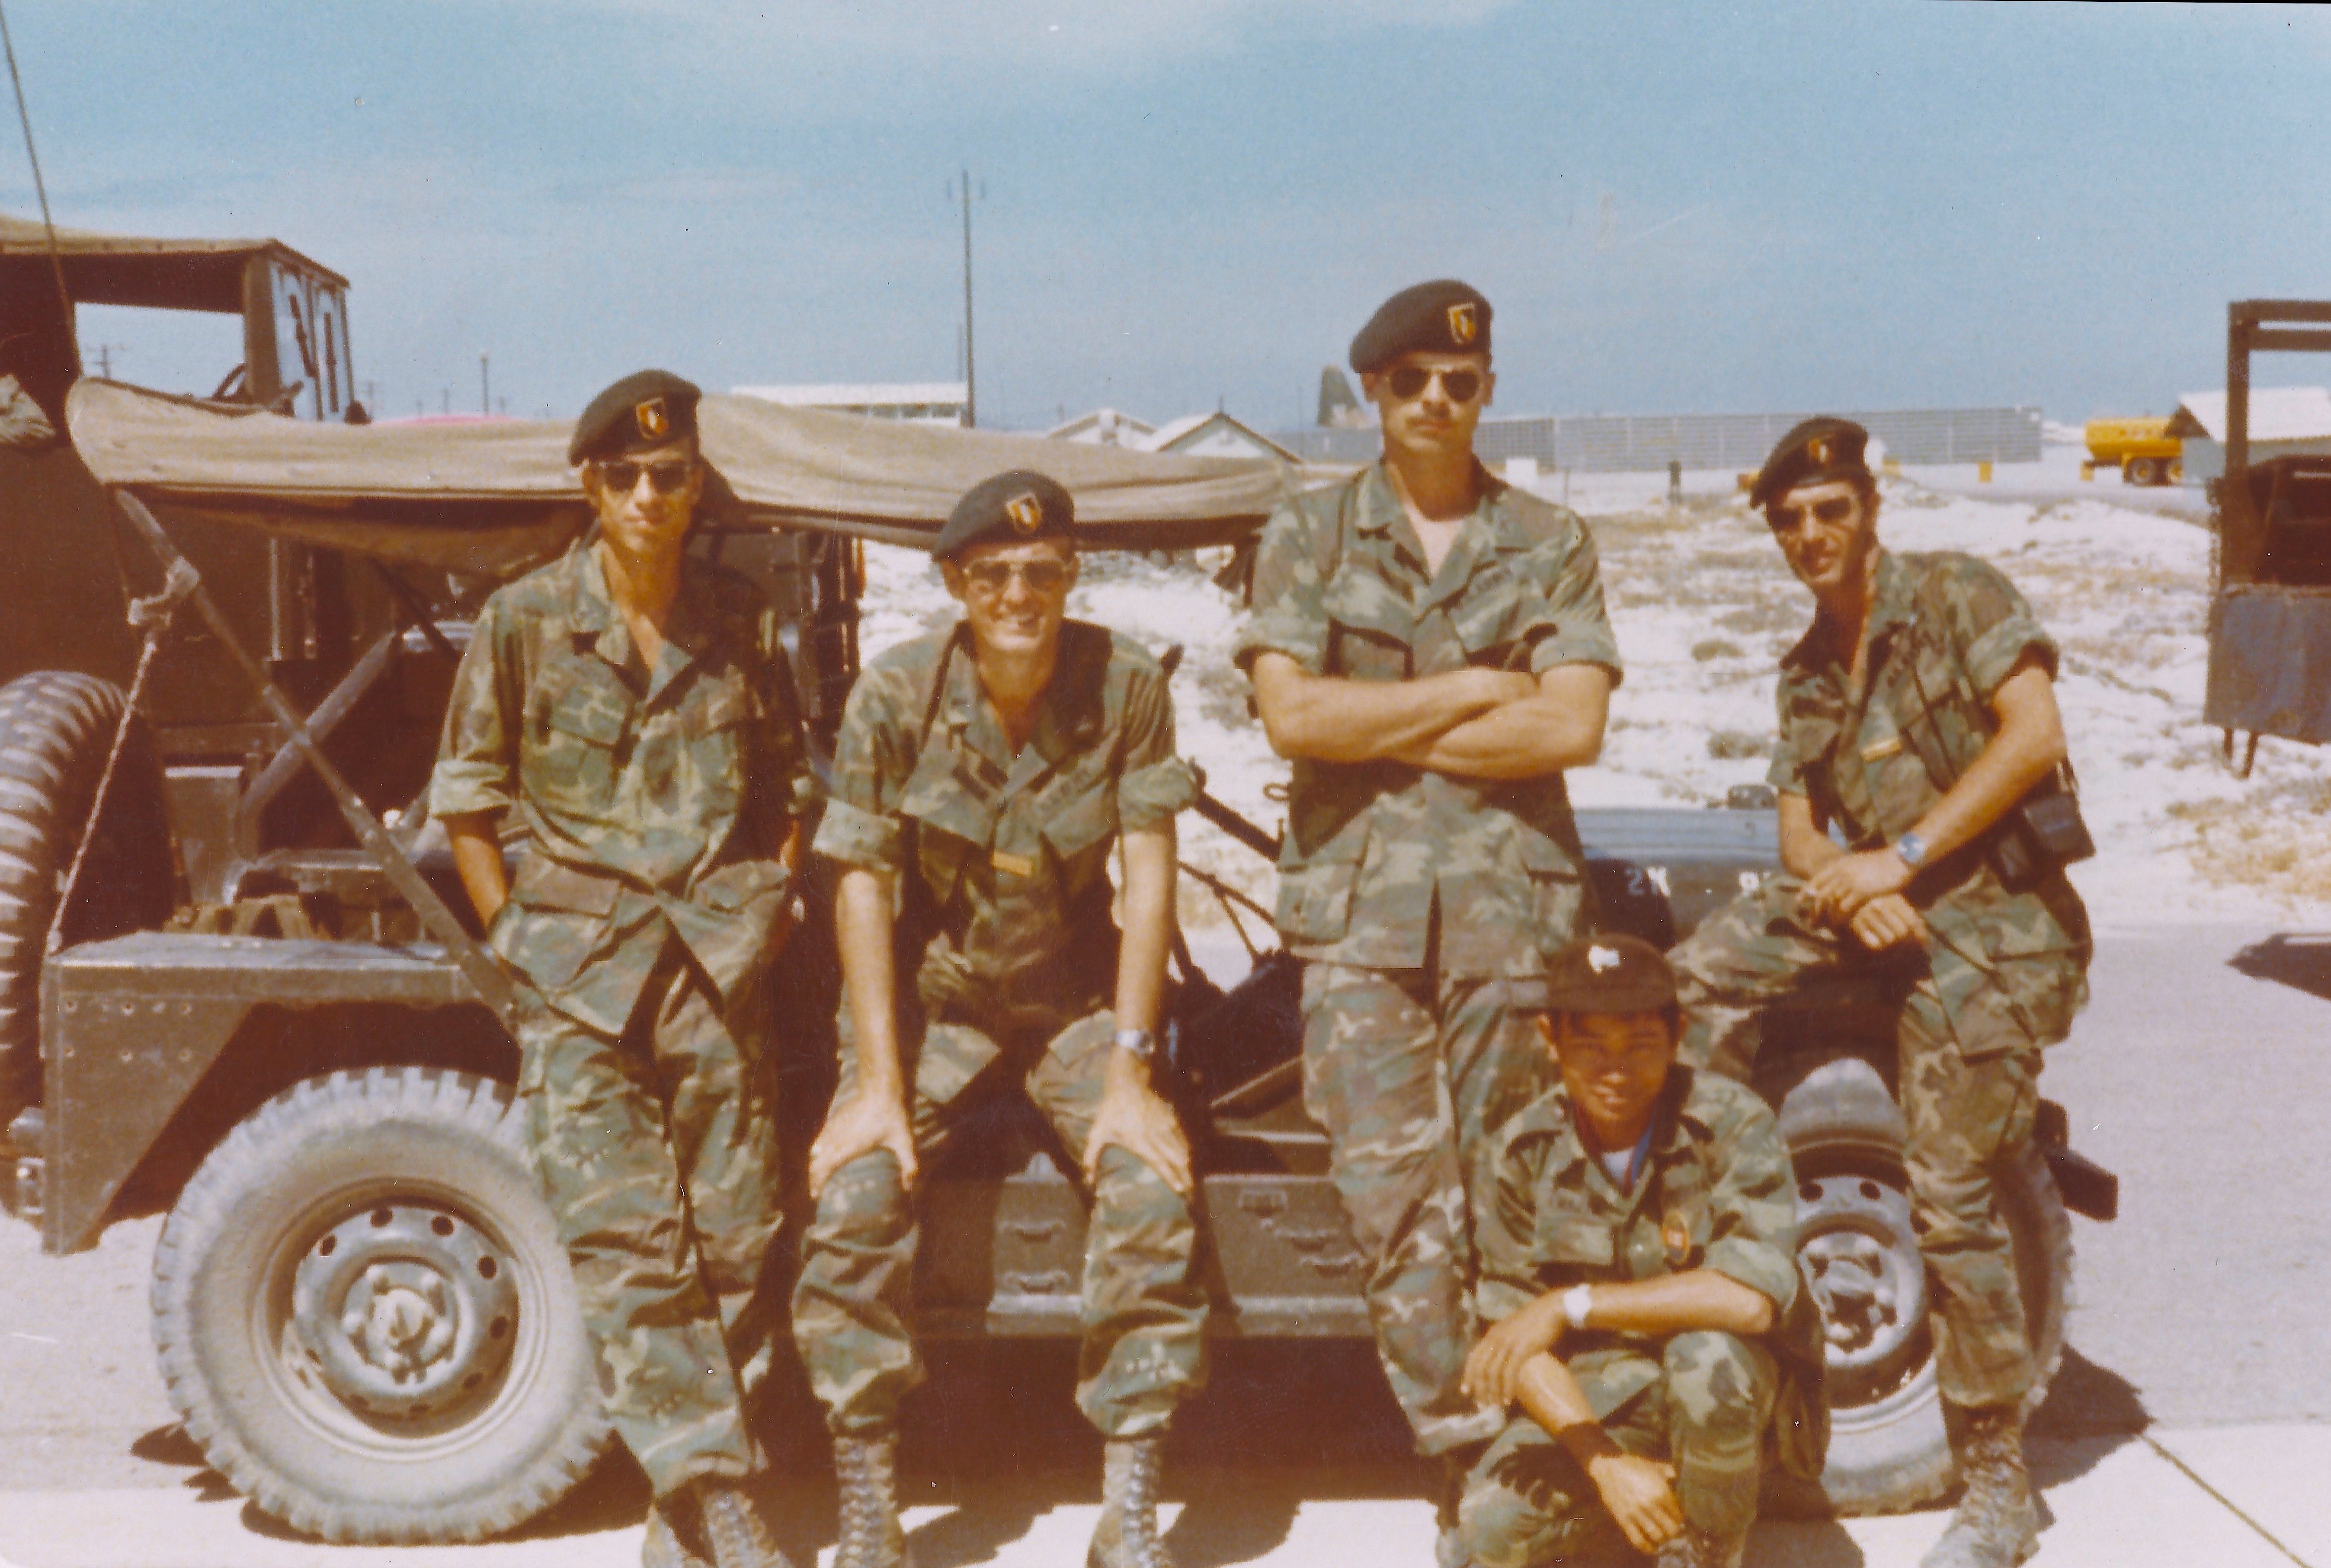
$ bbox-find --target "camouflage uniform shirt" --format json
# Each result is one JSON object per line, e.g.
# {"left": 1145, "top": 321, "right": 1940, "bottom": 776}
{"left": 431, "top": 541, "right": 813, "bottom": 1032}
{"left": 1233, "top": 463, "right": 1622, "bottom": 977}
{"left": 1476, "top": 1066, "right": 1826, "bottom": 1469}
{"left": 813, "top": 619, "right": 1198, "bottom": 1021}
{"left": 1769, "top": 548, "right": 2090, "bottom": 1030}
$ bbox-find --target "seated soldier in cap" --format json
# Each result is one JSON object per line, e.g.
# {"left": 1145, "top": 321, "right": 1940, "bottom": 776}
{"left": 1667, "top": 417, "right": 2091, "bottom": 1568}
{"left": 434, "top": 371, "right": 811, "bottom": 1568}
{"left": 1233, "top": 279, "right": 1621, "bottom": 1557}
{"left": 792, "top": 470, "right": 1208, "bottom": 1568}
{"left": 1457, "top": 935, "right": 1825, "bottom": 1568}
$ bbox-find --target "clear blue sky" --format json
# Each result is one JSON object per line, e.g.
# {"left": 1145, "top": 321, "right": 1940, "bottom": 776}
{"left": 6, "top": 1, "right": 2327, "bottom": 430}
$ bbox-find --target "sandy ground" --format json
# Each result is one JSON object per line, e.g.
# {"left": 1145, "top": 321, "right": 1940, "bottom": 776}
{"left": 857, "top": 467, "right": 2331, "bottom": 937}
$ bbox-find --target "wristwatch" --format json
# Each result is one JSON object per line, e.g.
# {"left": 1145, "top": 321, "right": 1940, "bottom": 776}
{"left": 1112, "top": 1027, "right": 1158, "bottom": 1064}
{"left": 1893, "top": 830, "right": 1930, "bottom": 870}
{"left": 1562, "top": 1283, "right": 1595, "bottom": 1331}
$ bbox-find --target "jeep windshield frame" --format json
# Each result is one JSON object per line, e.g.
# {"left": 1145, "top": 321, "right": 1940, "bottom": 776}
{"left": 0, "top": 211, "right": 350, "bottom": 427}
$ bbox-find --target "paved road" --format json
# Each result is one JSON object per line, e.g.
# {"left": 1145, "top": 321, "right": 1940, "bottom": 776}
{"left": 4, "top": 918, "right": 2328, "bottom": 1563}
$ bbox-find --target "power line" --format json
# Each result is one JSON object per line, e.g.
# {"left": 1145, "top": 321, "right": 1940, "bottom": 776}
{"left": 0, "top": 0, "right": 74, "bottom": 363}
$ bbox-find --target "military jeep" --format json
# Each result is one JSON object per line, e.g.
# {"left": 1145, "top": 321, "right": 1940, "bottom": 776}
{"left": 2, "top": 211, "right": 2114, "bottom": 1543}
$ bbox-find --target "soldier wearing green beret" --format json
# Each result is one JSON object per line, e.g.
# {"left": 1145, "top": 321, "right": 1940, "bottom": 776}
{"left": 1457, "top": 936, "right": 1825, "bottom": 1568}
{"left": 1233, "top": 280, "right": 1622, "bottom": 1559}
{"left": 1668, "top": 417, "right": 2093, "bottom": 1568}
{"left": 791, "top": 470, "right": 1208, "bottom": 1568}
{"left": 434, "top": 370, "right": 810, "bottom": 1568}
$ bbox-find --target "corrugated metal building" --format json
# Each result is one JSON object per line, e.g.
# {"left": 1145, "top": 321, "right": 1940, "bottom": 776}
{"left": 1280, "top": 406, "right": 2043, "bottom": 470}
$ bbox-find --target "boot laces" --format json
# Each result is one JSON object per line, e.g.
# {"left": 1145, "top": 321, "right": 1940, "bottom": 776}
{"left": 835, "top": 1438, "right": 897, "bottom": 1567}
{"left": 1109, "top": 1441, "right": 1169, "bottom": 1568}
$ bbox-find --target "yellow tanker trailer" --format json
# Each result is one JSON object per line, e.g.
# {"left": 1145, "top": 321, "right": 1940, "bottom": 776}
{"left": 2084, "top": 415, "right": 2184, "bottom": 486}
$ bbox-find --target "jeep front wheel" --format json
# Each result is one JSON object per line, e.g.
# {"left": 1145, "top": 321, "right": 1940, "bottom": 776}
{"left": 150, "top": 1066, "right": 609, "bottom": 1543}
{"left": 1764, "top": 1057, "right": 2071, "bottom": 1517}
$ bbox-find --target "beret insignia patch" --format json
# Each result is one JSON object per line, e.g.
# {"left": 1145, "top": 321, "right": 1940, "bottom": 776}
{"left": 1005, "top": 492, "right": 1045, "bottom": 534}
{"left": 1808, "top": 435, "right": 1832, "bottom": 466}
{"left": 1588, "top": 944, "right": 1622, "bottom": 973}
{"left": 1447, "top": 301, "right": 1479, "bottom": 345}
{"left": 635, "top": 396, "right": 670, "bottom": 441}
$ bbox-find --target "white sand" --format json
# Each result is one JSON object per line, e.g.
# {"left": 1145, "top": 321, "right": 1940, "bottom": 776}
{"left": 852, "top": 476, "right": 2331, "bottom": 935}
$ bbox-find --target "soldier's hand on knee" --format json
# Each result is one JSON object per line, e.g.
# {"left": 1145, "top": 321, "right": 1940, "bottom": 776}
{"left": 809, "top": 1088, "right": 919, "bottom": 1198}
{"left": 1462, "top": 1296, "right": 1567, "bottom": 1407}
{"left": 1847, "top": 892, "right": 1928, "bottom": 952}
{"left": 1083, "top": 1081, "right": 1194, "bottom": 1197}
{"left": 1585, "top": 1452, "right": 1683, "bottom": 1555}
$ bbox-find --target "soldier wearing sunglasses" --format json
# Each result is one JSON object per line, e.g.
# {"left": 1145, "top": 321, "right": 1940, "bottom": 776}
{"left": 794, "top": 470, "right": 1207, "bottom": 1568}
{"left": 435, "top": 371, "right": 811, "bottom": 1568}
{"left": 1667, "top": 418, "right": 2093, "bottom": 1568}
{"left": 1234, "top": 279, "right": 1622, "bottom": 1561}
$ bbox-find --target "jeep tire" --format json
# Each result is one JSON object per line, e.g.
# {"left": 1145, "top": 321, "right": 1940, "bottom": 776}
{"left": 1764, "top": 1057, "right": 2072, "bottom": 1517}
{"left": 0, "top": 670, "right": 172, "bottom": 1125}
{"left": 151, "top": 1066, "right": 609, "bottom": 1542}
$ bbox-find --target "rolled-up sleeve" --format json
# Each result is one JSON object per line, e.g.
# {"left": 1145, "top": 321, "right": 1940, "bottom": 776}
{"left": 430, "top": 595, "right": 519, "bottom": 819}
{"left": 1232, "top": 503, "right": 1330, "bottom": 675}
{"left": 1699, "top": 1097, "right": 1803, "bottom": 1316}
{"left": 1944, "top": 558, "right": 2058, "bottom": 699}
{"left": 810, "top": 663, "right": 912, "bottom": 875}
{"left": 1524, "top": 518, "right": 1623, "bottom": 686}
{"left": 1116, "top": 666, "right": 1197, "bottom": 832}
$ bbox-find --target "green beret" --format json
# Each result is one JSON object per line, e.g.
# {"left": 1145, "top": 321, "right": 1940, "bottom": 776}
{"left": 569, "top": 369, "right": 701, "bottom": 465}
{"left": 1349, "top": 280, "right": 1492, "bottom": 373}
{"left": 933, "top": 470, "right": 1076, "bottom": 561}
{"left": 1749, "top": 417, "right": 1871, "bottom": 510}
{"left": 1543, "top": 934, "right": 1678, "bottom": 1016}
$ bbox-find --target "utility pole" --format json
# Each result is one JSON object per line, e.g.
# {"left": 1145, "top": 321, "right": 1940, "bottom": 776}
{"left": 480, "top": 354, "right": 490, "bottom": 416}
{"left": 959, "top": 167, "right": 977, "bottom": 429}
{"left": 359, "top": 379, "right": 378, "bottom": 411}
{"left": 90, "top": 342, "right": 128, "bottom": 379}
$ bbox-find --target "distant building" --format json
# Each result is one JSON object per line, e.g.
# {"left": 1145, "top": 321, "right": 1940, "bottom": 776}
{"left": 1048, "top": 407, "right": 1156, "bottom": 447}
{"left": 1279, "top": 407, "right": 2042, "bottom": 471}
{"left": 732, "top": 381, "right": 968, "bottom": 427}
{"left": 1146, "top": 410, "right": 1297, "bottom": 464}
{"left": 1318, "top": 367, "right": 1370, "bottom": 429}
{"left": 2166, "top": 387, "right": 2331, "bottom": 486}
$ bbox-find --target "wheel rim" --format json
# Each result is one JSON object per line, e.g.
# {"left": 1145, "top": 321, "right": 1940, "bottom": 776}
{"left": 251, "top": 1180, "right": 555, "bottom": 1458}
{"left": 292, "top": 1202, "right": 522, "bottom": 1422}
{"left": 1794, "top": 1155, "right": 1933, "bottom": 1410}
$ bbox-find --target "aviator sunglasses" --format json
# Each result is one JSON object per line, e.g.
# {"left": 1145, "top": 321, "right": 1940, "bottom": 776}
{"left": 962, "top": 558, "right": 1071, "bottom": 594}
{"left": 594, "top": 458, "right": 696, "bottom": 495}
{"left": 1384, "top": 365, "right": 1485, "bottom": 403}
{"left": 1767, "top": 494, "right": 1858, "bottom": 534}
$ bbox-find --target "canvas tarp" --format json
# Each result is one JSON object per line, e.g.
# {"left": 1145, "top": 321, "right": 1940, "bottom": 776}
{"left": 66, "top": 379, "right": 1317, "bottom": 580}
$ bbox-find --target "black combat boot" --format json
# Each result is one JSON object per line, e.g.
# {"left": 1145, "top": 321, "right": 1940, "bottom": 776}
{"left": 1653, "top": 1523, "right": 1748, "bottom": 1568}
{"left": 694, "top": 1477, "right": 798, "bottom": 1568}
{"left": 1921, "top": 1403, "right": 2040, "bottom": 1568}
{"left": 834, "top": 1431, "right": 914, "bottom": 1568}
{"left": 643, "top": 1489, "right": 714, "bottom": 1568}
{"left": 1089, "top": 1434, "right": 1173, "bottom": 1568}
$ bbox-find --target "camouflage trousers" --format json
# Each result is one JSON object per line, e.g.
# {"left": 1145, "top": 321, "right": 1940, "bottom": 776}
{"left": 791, "top": 1004, "right": 1208, "bottom": 1438}
{"left": 1300, "top": 963, "right": 1551, "bottom": 1456}
{"left": 515, "top": 937, "right": 784, "bottom": 1498}
{"left": 1459, "top": 1331, "right": 1779, "bottom": 1568}
{"left": 1669, "top": 875, "right": 2076, "bottom": 1407}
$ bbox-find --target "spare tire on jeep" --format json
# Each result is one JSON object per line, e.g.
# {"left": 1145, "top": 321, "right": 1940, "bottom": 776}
{"left": 0, "top": 670, "right": 174, "bottom": 1124}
